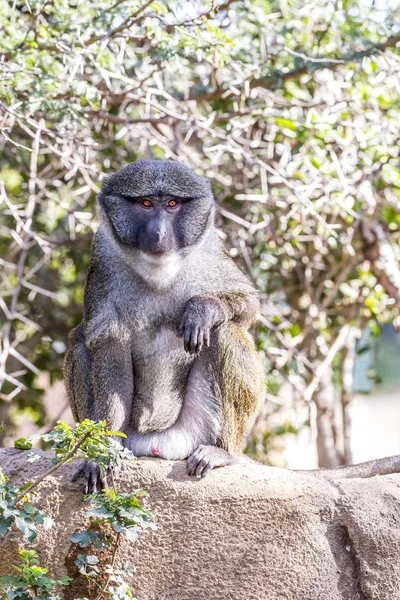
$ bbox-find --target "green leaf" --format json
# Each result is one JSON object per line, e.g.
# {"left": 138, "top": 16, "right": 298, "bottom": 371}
{"left": 0, "top": 517, "right": 12, "bottom": 536}
{"left": 14, "top": 516, "right": 35, "bottom": 541}
{"left": 14, "top": 439, "right": 33, "bottom": 450}
{"left": 124, "top": 528, "right": 139, "bottom": 542}
{"left": 70, "top": 531, "right": 90, "bottom": 546}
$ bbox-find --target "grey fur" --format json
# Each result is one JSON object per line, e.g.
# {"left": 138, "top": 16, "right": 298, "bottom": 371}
{"left": 64, "top": 160, "right": 265, "bottom": 491}
{"left": 102, "top": 159, "right": 212, "bottom": 199}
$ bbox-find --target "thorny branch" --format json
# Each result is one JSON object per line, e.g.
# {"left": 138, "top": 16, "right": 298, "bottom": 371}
{"left": 1, "top": 0, "right": 400, "bottom": 466}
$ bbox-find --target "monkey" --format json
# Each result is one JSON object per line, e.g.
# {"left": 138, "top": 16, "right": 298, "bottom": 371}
{"left": 64, "top": 159, "right": 400, "bottom": 493}
{"left": 64, "top": 159, "right": 265, "bottom": 492}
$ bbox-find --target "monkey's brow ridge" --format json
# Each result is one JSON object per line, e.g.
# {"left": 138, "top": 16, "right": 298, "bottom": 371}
{"left": 117, "top": 194, "right": 205, "bottom": 201}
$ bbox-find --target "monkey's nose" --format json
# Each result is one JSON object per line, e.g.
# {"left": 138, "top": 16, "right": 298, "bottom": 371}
{"left": 154, "top": 227, "right": 167, "bottom": 241}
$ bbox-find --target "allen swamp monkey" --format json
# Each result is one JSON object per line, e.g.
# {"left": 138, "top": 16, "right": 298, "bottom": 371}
{"left": 64, "top": 160, "right": 400, "bottom": 493}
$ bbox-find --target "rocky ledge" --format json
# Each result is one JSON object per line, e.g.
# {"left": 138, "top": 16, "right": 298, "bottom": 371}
{"left": 0, "top": 448, "right": 399, "bottom": 600}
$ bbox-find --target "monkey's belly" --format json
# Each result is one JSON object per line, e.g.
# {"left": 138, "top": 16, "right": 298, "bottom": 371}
{"left": 131, "top": 329, "right": 194, "bottom": 433}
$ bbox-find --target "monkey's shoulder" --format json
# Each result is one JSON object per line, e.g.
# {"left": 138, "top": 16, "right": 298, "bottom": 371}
{"left": 196, "top": 242, "right": 256, "bottom": 293}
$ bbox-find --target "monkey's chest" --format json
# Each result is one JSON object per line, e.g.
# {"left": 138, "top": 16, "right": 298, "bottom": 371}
{"left": 130, "top": 327, "right": 194, "bottom": 433}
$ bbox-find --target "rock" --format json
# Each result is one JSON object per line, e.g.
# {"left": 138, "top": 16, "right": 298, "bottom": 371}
{"left": 0, "top": 448, "right": 400, "bottom": 600}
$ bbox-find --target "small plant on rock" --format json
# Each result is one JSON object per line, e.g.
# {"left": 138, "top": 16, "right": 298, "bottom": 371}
{"left": 0, "top": 420, "right": 156, "bottom": 599}
{"left": 0, "top": 549, "right": 71, "bottom": 600}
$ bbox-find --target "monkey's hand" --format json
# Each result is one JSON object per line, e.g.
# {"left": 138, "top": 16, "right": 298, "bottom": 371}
{"left": 177, "top": 297, "right": 221, "bottom": 354}
{"left": 187, "top": 445, "right": 237, "bottom": 478}
{"left": 72, "top": 460, "right": 111, "bottom": 494}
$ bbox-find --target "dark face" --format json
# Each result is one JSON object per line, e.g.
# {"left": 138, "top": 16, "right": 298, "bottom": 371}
{"left": 98, "top": 160, "right": 215, "bottom": 255}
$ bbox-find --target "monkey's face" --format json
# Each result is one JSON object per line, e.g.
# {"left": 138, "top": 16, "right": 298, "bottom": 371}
{"left": 99, "top": 160, "right": 215, "bottom": 257}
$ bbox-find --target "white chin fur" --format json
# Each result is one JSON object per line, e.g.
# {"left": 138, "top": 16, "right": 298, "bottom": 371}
{"left": 138, "top": 251, "right": 182, "bottom": 287}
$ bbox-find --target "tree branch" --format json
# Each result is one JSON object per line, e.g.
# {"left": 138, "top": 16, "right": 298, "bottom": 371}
{"left": 185, "top": 34, "right": 400, "bottom": 102}
{"left": 14, "top": 431, "right": 91, "bottom": 505}
{"left": 361, "top": 220, "right": 400, "bottom": 310}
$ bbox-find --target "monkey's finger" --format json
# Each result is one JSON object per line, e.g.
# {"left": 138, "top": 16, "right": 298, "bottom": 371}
{"left": 195, "top": 456, "right": 209, "bottom": 477}
{"left": 189, "top": 327, "right": 200, "bottom": 354}
{"left": 91, "top": 471, "right": 98, "bottom": 494}
{"left": 187, "top": 447, "right": 207, "bottom": 474}
{"left": 187, "top": 453, "right": 201, "bottom": 475}
{"left": 72, "top": 465, "right": 85, "bottom": 482}
{"left": 184, "top": 330, "right": 192, "bottom": 353}
{"left": 84, "top": 472, "right": 91, "bottom": 495}
{"left": 201, "top": 462, "right": 213, "bottom": 478}
{"left": 190, "top": 327, "right": 199, "bottom": 354}
{"left": 177, "top": 323, "right": 184, "bottom": 338}
{"left": 193, "top": 454, "right": 208, "bottom": 476}
{"left": 204, "top": 329, "right": 211, "bottom": 347}
{"left": 187, "top": 447, "right": 206, "bottom": 468}
{"left": 195, "top": 331, "right": 203, "bottom": 354}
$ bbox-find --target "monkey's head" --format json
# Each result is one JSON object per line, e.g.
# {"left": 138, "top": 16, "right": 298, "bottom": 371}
{"left": 98, "top": 160, "right": 215, "bottom": 258}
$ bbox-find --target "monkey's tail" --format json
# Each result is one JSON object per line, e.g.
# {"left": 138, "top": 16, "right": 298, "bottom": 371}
{"left": 294, "top": 455, "right": 400, "bottom": 481}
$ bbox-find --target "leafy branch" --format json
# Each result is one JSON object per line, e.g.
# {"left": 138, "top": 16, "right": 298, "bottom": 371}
{"left": 0, "top": 549, "right": 71, "bottom": 600}
{"left": 185, "top": 33, "right": 400, "bottom": 102}
{"left": 0, "top": 420, "right": 156, "bottom": 599}
{"left": 14, "top": 431, "right": 91, "bottom": 505}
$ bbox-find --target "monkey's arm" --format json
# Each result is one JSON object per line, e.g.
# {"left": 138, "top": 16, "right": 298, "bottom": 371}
{"left": 81, "top": 255, "right": 134, "bottom": 432}
{"left": 178, "top": 291, "right": 259, "bottom": 354}
{"left": 65, "top": 319, "right": 134, "bottom": 493}
{"left": 76, "top": 334, "right": 134, "bottom": 493}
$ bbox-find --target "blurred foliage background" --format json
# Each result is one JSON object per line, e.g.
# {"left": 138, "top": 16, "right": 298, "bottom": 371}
{"left": 1, "top": 0, "right": 400, "bottom": 468}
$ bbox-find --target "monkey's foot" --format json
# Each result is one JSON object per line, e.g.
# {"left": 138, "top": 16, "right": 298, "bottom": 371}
{"left": 187, "top": 445, "right": 237, "bottom": 478}
{"left": 72, "top": 460, "right": 110, "bottom": 494}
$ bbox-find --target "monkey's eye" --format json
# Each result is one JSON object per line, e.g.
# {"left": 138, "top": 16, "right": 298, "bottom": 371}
{"left": 168, "top": 200, "right": 178, "bottom": 208}
{"left": 142, "top": 199, "right": 153, "bottom": 208}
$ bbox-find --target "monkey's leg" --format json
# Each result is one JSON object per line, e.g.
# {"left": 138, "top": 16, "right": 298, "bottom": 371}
{"left": 127, "top": 351, "right": 220, "bottom": 461}
{"left": 65, "top": 330, "right": 134, "bottom": 493}
{"left": 86, "top": 338, "right": 134, "bottom": 494}
{"left": 82, "top": 336, "right": 134, "bottom": 493}
{"left": 89, "top": 338, "right": 134, "bottom": 431}
{"left": 64, "top": 325, "right": 107, "bottom": 492}
{"left": 187, "top": 322, "right": 265, "bottom": 477}
{"left": 63, "top": 324, "right": 95, "bottom": 423}
{"left": 128, "top": 322, "right": 264, "bottom": 477}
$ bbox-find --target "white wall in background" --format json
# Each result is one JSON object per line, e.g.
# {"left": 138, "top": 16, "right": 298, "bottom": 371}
{"left": 350, "top": 391, "right": 400, "bottom": 462}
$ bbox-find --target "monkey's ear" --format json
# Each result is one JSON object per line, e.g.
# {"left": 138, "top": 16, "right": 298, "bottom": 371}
{"left": 99, "top": 173, "right": 118, "bottom": 199}
{"left": 99, "top": 173, "right": 111, "bottom": 189}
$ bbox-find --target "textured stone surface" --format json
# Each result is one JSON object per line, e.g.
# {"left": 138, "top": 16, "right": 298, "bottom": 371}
{"left": 1, "top": 448, "right": 400, "bottom": 600}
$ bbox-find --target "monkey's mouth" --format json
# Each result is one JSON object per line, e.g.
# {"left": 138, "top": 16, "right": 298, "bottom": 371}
{"left": 140, "top": 249, "right": 176, "bottom": 263}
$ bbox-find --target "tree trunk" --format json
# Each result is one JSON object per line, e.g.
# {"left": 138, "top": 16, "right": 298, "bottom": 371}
{"left": 311, "top": 365, "right": 343, "bottom": 468}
